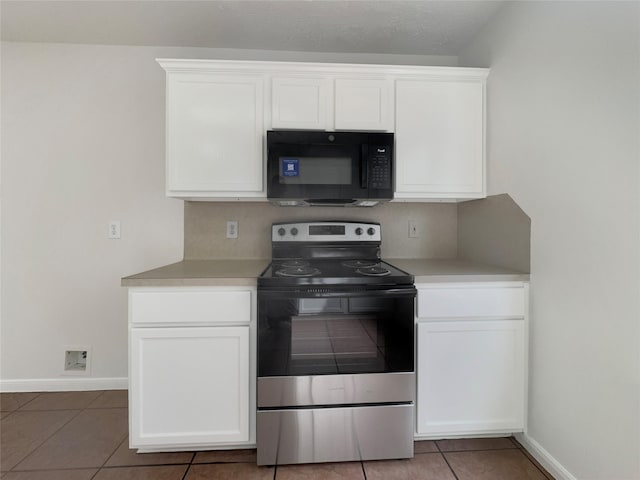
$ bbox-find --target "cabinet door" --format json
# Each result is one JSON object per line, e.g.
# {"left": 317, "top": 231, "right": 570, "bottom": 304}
{"left": 416, "top": 320, "right": 525, "bottom": 436}
{"left": 395, "top": 79, "right": 485, "bottom": 199}
{"left": 271, "top": 76, "right": 330, "bottom": 130}
{"left": 130, "top": 326, "right": 250, "bottom": 448}
{"left": 334, "top": 78, "right": 393, "bottom": 131}
{"left": 166, "top": 73, "right": 264, "bottom": 196}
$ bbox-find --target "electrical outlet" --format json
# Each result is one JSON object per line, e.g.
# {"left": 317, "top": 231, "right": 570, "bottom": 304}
{"left": 408, "top": 220, "right": 419, "bottom": 238}
{"left": 108, "top": 220, "right": 121, "bottom": 239}
{"left": 226, "top": 221, "right": 238, "bottom": 239}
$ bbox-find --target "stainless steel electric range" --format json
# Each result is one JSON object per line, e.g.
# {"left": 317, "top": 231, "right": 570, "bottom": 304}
{"left": 256, "top": 221, "right": 416, "bottom": 466}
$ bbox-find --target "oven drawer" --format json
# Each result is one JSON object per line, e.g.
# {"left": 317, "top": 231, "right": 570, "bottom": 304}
{"left": 257, "top": 404, "right": 413, "bottom": 465}
{"left": 417, "top": 283, "right": 526, "bottom": 319}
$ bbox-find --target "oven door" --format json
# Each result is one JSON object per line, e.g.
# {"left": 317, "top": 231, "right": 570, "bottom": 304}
{"left": 257, "top": 286, "right": 415, "bottom": 380}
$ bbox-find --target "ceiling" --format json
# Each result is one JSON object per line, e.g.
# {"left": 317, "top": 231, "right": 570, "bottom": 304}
{"left": 0, "top": 0, "right": 504, "bottom": 56}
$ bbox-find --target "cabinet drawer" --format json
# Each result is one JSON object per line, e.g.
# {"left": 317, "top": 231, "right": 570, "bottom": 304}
{"left": 417, "top": 285, "right": 525, "bottom": 319}
{"left": 130, "top": 289, "right": 251, "bottom": 325}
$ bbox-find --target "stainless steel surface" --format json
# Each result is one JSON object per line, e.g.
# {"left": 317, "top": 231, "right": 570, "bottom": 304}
{"left": 257, "top": 372, "right": 415, "bottom": 408}
{"left": 257, "top": 404, "right": 414, "bottom": 466}
{"left": 257, "top": 220, "right": 415, "bottom": 465}
{"left": 271, "top": 222, "right": 381, "bottom": 242}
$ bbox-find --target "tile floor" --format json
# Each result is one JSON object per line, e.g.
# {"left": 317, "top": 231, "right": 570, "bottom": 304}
{"left": 1, "top": 390, "right": 555, "bottom": 480}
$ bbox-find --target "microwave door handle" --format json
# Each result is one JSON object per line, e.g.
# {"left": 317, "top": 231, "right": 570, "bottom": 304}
{"left": 361, "top": 145, "right": 368, "bottom": 188}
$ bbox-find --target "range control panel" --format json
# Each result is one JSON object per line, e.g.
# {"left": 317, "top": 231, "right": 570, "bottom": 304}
{"left": 272, "top": 222, "right": 381, "bottom": 242}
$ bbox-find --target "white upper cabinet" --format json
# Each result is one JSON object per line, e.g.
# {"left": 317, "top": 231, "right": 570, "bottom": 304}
{"left": 271, "top": 76, "right": 331, "bottom": 130}
{"left": 394, "top": 74, "right": 487, "bottom": 201}
{"left": 271, "top": 75, "right": 393, "bottom": 132}
{"left": 159, "top": 61, "right": 266, "bottom": 200}
{"left": 334, "top": 78, "right": 393, "bottom": 131}
{"left": 158, "top": 59, "right": 487, "bottom": 201}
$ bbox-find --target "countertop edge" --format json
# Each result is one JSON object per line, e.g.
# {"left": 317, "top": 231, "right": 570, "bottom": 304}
{"left": 120, "top": 258, "right": 530, "bottom": 287}
{"left": 121, "top": 277, "right": 258, "bottom": 288}
{"left": 413, "top": 274, "right": 530, "bottom": 283}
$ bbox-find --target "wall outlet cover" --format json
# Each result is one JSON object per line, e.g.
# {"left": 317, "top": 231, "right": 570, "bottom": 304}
{"left": 408, "top": 220, "right": 419, "bottom": 238}
{"left": 226, "top": 221, "right": 239, "bottom": 239}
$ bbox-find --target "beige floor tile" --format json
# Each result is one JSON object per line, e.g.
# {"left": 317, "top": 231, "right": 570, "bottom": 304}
{"left": 2, "top": 469, "right": 97, "bottom": 480}
{"left": 193, "top": 448, "right": 256, "bottom": 464}
{"left": 93, "top": 465, "right": 188, "bottom": 480}
{"left": 88, "top": 391, "right": 128, "bottom": 409}
{"left": 444, "top": 449, "right": 549, "bottom": 480}
{"left": 13, "top": 408, "right": 128, "bottom": 470}
{"left": 104, "top": 437, "right": 192, "bottom": 467}
{"left": 186, "top": 463, "right": 275, "bottom": 480}
{"left": 0, "top": 393, "right": 40, "bottom": 412}
{"left": 0, "top": 410, "right": 79, "bottom": 471}
{"left": 276, "top": 461, "right": 364, "bottom": 480}
{"left": 18, "top": 392, "right": 103, "bottom": 411}
{"left": 414, "top": 440, "right": 439, "bottom": 453}
{"left": 364, "top": 453, "right": 455, "bottom": 480}
{"left": 437, "top": 437, "right": 518, "bottom": 452}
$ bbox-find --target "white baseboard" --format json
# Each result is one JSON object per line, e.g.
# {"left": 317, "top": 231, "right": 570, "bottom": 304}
{"left": 515, "top": 432, "right": 577, "bottom": 480}
{"left": 0, "top": 377, "right": 128, "bottom": 392}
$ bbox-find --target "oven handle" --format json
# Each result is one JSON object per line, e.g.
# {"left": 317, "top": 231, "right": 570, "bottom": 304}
{"left": 257, "top": 287, "right": 417, "bottom": 299}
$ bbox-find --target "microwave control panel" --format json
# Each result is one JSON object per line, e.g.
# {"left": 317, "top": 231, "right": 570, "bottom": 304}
{"left": 368, "top": 146, "right": 392, "bottom": 190}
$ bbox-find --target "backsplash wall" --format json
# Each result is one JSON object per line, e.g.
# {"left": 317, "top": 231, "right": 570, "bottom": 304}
{"left": 184, "top": 202, "right": 457, "bottom": 259}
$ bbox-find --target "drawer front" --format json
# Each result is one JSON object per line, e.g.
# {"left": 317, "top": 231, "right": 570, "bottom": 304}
{"left": 257, "top": 404, "right": 414, "bottom": 465}
{"left": 417, "top": 285, "right": 525, "bottom": 319}
{"left": 130, "top": 289, "right": 252, "bottom": 325}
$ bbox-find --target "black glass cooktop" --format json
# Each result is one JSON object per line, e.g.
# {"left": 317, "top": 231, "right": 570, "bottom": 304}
{"left": 258, "top": 259, "right": 413, "bottom": 287}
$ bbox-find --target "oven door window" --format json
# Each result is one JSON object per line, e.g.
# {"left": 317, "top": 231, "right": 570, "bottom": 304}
{"left": 258, "top": 292, "right": 414, "bottom": 377}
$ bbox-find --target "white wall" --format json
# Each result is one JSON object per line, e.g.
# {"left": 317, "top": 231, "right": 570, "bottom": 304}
{"left": 0, "top": 43, "right": 184, "bottom": 387}
{"left": 459, "top": 2, "right": 640, "bottom": 479}
{"left": 0, "top": 42, "right": 456, "bottom": 388}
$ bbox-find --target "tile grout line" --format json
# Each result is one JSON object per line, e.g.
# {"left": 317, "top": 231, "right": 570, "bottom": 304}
{"left": 510, "top": 436, "right": 556, "bottom": 480}
{"left": 85, "top": 397, "right": 112, "bottom": 480}
{"left": 438, "top": 446, "right": 521, "bottom": 453}
{"left": 0, "top": 392, "right": 40, "bottom": 417}
{"left": 96, "top": 432, "right": 130, "bottom": 472}
{"left": 13, "top": 392, "right": 44, "bottom": 411}
{"left": 360, "top": 460, "right": 368, "bottom": 480}
{"left": 435, "top": 441, "right": 461, "bottom": 480}
{"left": 518, "top": 446, "right": 557, "bottom": 480}
{"left": 7, "top": 404, "right": 87, "bottom": 473}
{"left": 10, "top": 392, "right": 128, "bottom": 475}
{"left": 181, "top": 462, "right": 193, "bottom": 480}
{"left": 89, "top": 395, "right": 135, "bottom": 477}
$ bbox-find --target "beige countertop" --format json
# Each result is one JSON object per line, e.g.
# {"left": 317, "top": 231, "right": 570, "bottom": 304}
{"left": 386, "top": 258, "right": 530, "bottom": 283}
{"left": 121, "top": 259, "right": 270, "bottom": 287}
{"left": 122, "top": 258, "right": 528, "bottom": 287}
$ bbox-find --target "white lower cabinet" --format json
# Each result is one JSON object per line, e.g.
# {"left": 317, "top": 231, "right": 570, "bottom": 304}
{"left": 128, "top": 287, "right": 255, "bottom": 451}
{"left": 415, "top": 282, "right": 528, "bottom": 438}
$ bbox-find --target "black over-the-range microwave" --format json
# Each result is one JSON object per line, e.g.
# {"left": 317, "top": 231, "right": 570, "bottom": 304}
{"left": 266, "top": 130, "right": 394, "bottom": 207}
